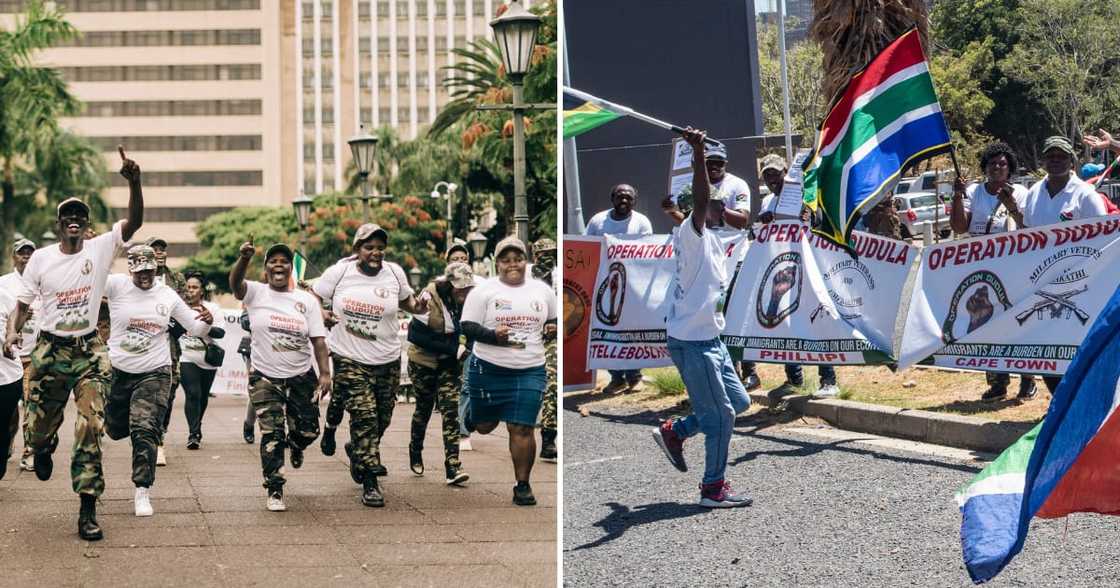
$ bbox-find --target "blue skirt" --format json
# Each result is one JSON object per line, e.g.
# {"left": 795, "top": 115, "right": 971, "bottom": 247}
{"left": 464, "top": 355, "right": 545, "bottom": 427}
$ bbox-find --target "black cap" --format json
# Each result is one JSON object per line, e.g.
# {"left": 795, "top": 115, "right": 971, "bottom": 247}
{"left": 265, "top": 243, "right": 294, "bottom": 261}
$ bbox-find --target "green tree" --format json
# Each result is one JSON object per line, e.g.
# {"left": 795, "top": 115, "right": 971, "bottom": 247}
{"left": 186, "top": 206, "right": 298, "bottom": 291}
{"left": 756, "top": 21, "right": 827, "bottom": 142}
{"left": 927, "top": 41, "right": 996, "bottom": 174}
{"left": 11, "top": 128, "right": 109, "bottom": 245}
{"left": 0, "top": 0, "right": 79, "bottom": 270}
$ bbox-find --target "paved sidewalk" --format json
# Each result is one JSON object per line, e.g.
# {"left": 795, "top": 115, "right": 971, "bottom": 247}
{"left": 0, "top": 394, "right": 556, "bottom": 587}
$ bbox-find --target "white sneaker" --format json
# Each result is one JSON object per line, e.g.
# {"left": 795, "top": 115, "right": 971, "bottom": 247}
{"left": 266, "top": 491, "right": 286, "bottom": 512}
{"left": 815, "top": 384, "right": 840, "bottom": 398}
{"left": 459, "top": 436, "right": 473, "bottom": 451}
{"left": 134, "top": 487, "right": 154, "bottom": 517}
{"left": 156, "top": 445, "right": 167, "bottom": 466}
{"left": 19, "top": 454, "right": 34, "bottom": 472}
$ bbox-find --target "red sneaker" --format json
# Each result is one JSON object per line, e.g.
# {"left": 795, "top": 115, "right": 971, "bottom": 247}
{"left": 699, "top": 480, "right": 753, "bottom": 508}
{"left": 651, "top": 420, "right": 687, "bottom": 472}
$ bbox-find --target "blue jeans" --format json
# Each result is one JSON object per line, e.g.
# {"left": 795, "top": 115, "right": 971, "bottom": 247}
{"left": 667, "top": 336, "right": 751, "bottom": 485}
{"left": 459, "top": 354, "right": 472, "bottom": 435}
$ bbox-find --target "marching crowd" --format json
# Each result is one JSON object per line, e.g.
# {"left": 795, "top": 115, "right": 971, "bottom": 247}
{"left": 0, "top": 150, "right": 558, "bottom": 541}
{"left": 586, "top": 127, "right": 1119, "bottom": 508}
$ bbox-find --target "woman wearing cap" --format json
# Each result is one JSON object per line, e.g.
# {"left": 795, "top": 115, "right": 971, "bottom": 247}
{"left": 231, "top": 239, "right": 331, "bottom": 512}
{"left": 104, "top": 245, "right": 214, "bottom": 517}
{"left": 406, "top": 261, "right": 475, "bottom": 486}
{"left": 178, "top": 271, "right": 224, "bottom": 449}
{"left": 312, "top": 223, "right": 429, "bottom": 507}
{"left": 460, "top": 236, "right": 557, "bottom": 506}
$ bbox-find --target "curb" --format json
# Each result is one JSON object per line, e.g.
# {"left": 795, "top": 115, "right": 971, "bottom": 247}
{"left": 750, "top": 391, "right": 1034, "bottom": 454}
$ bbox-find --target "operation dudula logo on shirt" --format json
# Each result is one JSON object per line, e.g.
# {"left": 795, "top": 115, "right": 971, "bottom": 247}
{"left": 268, "top": 301, "right": 309, "bottom": 352}
{"left": 120, "top": 305, "right": 168, "bottom": 354}
{"left": 341, "top": 288, "right": 389, "bottom": 341}
{"left": 53, "top": 285, "right": 94, "bottom": 333}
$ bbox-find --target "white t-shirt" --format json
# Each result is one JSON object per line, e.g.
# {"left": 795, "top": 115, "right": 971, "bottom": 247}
{"left": 713, "top": 172, "right": 752, "bottom": 211}
{"left": 180, "top": 301, "right": 223, "bottom": 369}
{"left": 105, "top": 275, "right": 209, "bottom": 374}
{"left": 17, "top": 221, "right": 125, "bottom": 337}
{"left": 0, "top": 271, "right": 39, "bottom": 357}
{"left": 1021, "top": 175, "right": 1108, "bottom": 228}
{"left": 584, "top": 209, "right": 653, "bottom": 236}
{"left": 667, "top": 215, "right": 728, "bottom": 341}
{"left": 461, "top": 277, "right": 556, "bottom": 369}
{"left": 313, "top": 260, "right": 413, "bottom": 365}
{"left": 0, "top": 290, "right": 25, "bottom": 386}
{"left": 963, "top": 183, "right": 1029, "bottom": 235}
{"left": 242, "top": 281, "right": 328, "bottom": 379}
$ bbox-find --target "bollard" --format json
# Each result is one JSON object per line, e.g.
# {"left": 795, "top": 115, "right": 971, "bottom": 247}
{"left": 922, "top": 222, "right": 934, "bottom": 245}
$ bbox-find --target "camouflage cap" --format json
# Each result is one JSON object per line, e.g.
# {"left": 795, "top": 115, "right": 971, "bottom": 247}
{"left": 704, "top": 142, "right": 728, "bottom": 161}
{"left": 444, "top": 261, "right": 475, "bottom": 289}
{"left": 353, "top": 223, "right": 388, "bottom": 246}
{"left": 760, "top": 153, "right": 788, "bottom": 174}
{"left": 144, "top": 236, "right": 168, "bottom": 249}
{"left": 532, "top": 238, "right": 557, "bottom": 254}
{"left": 127, "top": 245, "right": 158, "bottom": 273}
{"left": 495, "top": 235, "right": 527, "bottom": 258}
{"left": 12, "top": 238, "right": 35, "bottom": 254}
{"left": 1042, "top": 135, "right": 1075, "bottom": 157}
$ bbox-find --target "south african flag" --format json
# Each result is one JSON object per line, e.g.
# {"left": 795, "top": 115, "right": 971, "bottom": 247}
{"left": 563, "top": 87, "right": 631, "bottom": 139}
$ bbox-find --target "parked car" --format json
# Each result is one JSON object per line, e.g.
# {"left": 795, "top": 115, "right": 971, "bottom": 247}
{"left": 895, "top": 171, "right": 954, "bottom": 199}
{"left": 893, "top": 190, "right": 952, "bottom": 239}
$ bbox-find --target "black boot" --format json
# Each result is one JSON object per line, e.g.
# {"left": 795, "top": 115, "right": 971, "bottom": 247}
{"left": 361, "top": 474, "right": 384, "bottom": 507}
{"left": 78, "top": 494, "right": 103, "bottom": 541}
{"left": 345, "top": 442, "right": 360, "bottom": 483}
{"left": 445, "top": 462, "right": 469, "bottom": 486}
{"left": 539, "top": 429, "right": 557, "bottom": 463}
{"left": 34, "top": 450, "right": 53, "bottom": 481}
{"left": 409, "top": 441, "right": 424, "bottom": 476}
{"left": 320, "top": 426, "right": 336, "bottom": 456}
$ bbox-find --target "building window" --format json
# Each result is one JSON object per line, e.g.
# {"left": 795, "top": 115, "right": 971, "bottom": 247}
{"left": 109, "top": 170, "right": 262, "bottom": 187}
{"left": 10, "top": 0, "right": 264, "bottom": 12}
{"left": 81, "top": 100, "right": 262, "bottom": 117}
{"left": 92, "top": 135, "right": 261, "bottom": 151}
{"left": 302, "top": 143, "right": 335, "bottom": 159}
{"left": 59, "top": 64, "right": 261, "bottom": 82}
{"left": 111, "top": 206, "right": 232, "bottom": 222}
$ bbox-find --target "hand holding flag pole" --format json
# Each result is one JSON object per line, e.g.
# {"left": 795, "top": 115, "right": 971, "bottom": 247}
{"left": 562, "top": 86, "right": 724, "bottom": 148}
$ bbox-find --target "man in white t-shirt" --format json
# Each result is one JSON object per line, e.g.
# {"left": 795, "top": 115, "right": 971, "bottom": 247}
{"left": 1, "top": 238, "right": 41, "bottom": 472}
{"left": 312, "top": 223, "right": 430, "bottom": 507}
{"left": 1019, "top": 135, "right": 1108, "bottom": 397}
{"left": 651, "top": 127, "right": 752, "bottom": 509}
{"left": 950, "top": 142, "right": 1038, "bottom": 402}
{"left": 584, "top": 184, "right": 654, "bottom": 237}
{"left": 585, "top": 185, "right": 651, "bottom": 394}
{"left": 3, "top": 147, "right": 145, "bottom": 541}
{"left": 103, "top": 245, "right": 213, "bottom": 517}
{"left": 662, "top": 142, "right": 753, "bottom": 230}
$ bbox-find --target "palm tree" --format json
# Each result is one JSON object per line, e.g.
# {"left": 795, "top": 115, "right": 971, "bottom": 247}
{"left": 0, "top": 0, "right": 79, "bottom": 270}
{"left": 12, "top": 129, "right": 110, "bottom": 242}
{"left": 427, "top": 38, "right": 508, "bottom": 138}
{"left": 810, "top": 0, "right": 929, "bottom": 100}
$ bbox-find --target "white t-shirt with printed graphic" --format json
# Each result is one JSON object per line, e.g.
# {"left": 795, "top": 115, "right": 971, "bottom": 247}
{"left": 243, "top": 281, "right": 327, "bottom": 379}
{"left": 461, "top": 277, "right": 556, "bottom": 369}
{"left": 713, "top": 172, "right": 752, "bottom": 211}
{"left": 105, "top": 275, "right": 210, "bottom": 374}
{"left": 584, "top": 210, "right": 653, "bottom": 236}
{"left": 0, "top": 290, "right": 25, "bottom": 386}
{"left": 964, "top": 183, "right": 1029, "bottom": 235}
{"left": 667, "top": 215, "right": 728, "bottom": 341}
{"left": 0, "top": 271, "right": 39, "bottom": 357}
{"left": 1021, "top": 175, "right": 1108, "bottom": 228}
{"left": 180, "top": 301, "right": 223, "bottom": 369}
{"left": 313, "top": 260, "right": 413, "bottom": 366}
{"left": 17, "top": 221, "right": 125, "bottom": 337}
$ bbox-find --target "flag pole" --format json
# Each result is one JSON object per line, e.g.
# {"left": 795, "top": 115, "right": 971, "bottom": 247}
{"left": 564, "top": 86, "right": 724, "bottom": 147}
{"left": 776, "top": 0, "right": 794, "bottom": 162}
{"left": 950, "top": 146, "right": 963, "bottom": 178}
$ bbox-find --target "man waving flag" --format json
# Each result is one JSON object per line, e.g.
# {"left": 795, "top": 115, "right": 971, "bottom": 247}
{"left": 802, "top": 28, "right": 952, "bottom": 247}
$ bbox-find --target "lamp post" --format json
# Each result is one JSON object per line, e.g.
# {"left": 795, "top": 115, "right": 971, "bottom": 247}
{"left": 348, "top": 125, "right": 379, "bottom": 222}
{"left": 292, "top": 191, "right": 313, "bottom": 259}
{"left": 485, "top": 1, "right": 553, "bottom": 244}
{"left": 430, "top": 181, "right": 458, "bottom": 251}
{"left": 467, "top": 231, "right": 489, "bottom": 276}
{"left": 408, "top": 266, "right": 423, "bottom": 290}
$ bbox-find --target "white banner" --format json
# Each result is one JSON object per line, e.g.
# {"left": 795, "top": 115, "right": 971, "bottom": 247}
{"left": 898, "top": 217, "right": 1120, "bottom": 374}
{"left": 722, "top": 221, "right": 915, "bottom": 365}
{"left": 587, "top": 230, "right": 749, "bottom": 369}
{"left": 210, "top": 308, "right": 250, "bottom": 396}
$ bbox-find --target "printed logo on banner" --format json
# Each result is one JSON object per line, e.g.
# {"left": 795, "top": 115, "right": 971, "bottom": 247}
{"left": 941, "top": 270, "right": 1013, "bottom": 343}
{"left": 563, "top": 282, "right": 590, "bottom": 338}
{"left": 595, "top": 262, "right": 627, "bottom": 326}
{"left": 821, "top": 258, "right": 875, "bottom": 320}
{"left": 756, "top": 251, "right": 803, "bottom": 328}
{"left": 1016, "top": 246, "right": 1100, "bottom": 326}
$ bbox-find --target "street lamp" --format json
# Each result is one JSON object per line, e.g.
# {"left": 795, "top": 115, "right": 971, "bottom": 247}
{"left": 292, "top": 191, "right": 313, "bottom": 257}
{"left": 348, "top": 125, "right": 379, "bottom": 222}
{"left": 487, "top": 0, "right": 547, "bottom": 244}
{"left": 408, "top": 266, "right": 423, "bottom": 290}
{"left": 467, "top": 231, "right": 489, "bottom": 276}
{"left": 431, "top": 181, "right": 459, "bottom": 252}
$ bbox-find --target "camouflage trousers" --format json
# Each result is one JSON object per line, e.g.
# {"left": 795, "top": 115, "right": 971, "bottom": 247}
{"left": 159, "top": 337, "right": 182, "bottom": 443}
{"left": 26, "top": 332, "right": 111, "bottom": 497}
{"left": 409, "top": 361, "right": 461, "bottom": 467}
{"left": 249, "top": 369, "right": 321, "bottom": 491}
{"left": 106, "top": 367, "right": 171, "bottom": 488}
{"left": 324, "top": 377, "right": 348, "bottom": 429}
{"left": 540, "top": 339, "right": 557, "bottom": 432}
{"left": 335, "top": 355, "right": 398, "bottom": 479}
